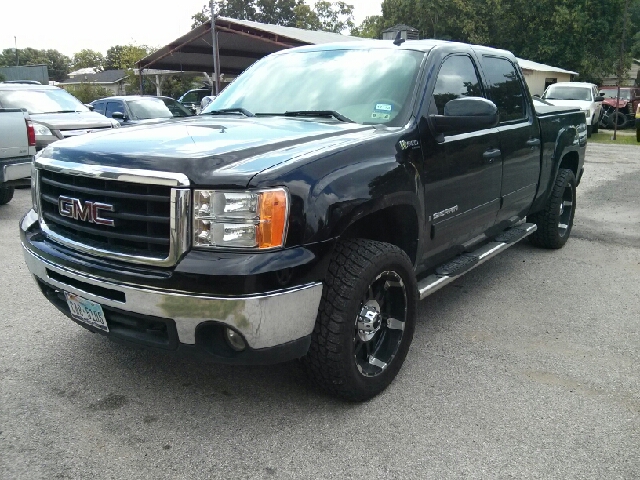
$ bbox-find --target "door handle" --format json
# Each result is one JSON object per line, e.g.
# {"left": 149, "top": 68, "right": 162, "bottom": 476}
{"left": 482, "top": 148, "right": 502, "bottom": 163}
{"left": 526, "top": 138, "right": 541, "bottom": 147}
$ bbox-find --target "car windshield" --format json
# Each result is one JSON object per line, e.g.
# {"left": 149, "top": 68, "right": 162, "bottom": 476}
{"left": 543, "top": 86, "right": 592, "bottom": 101}
{"left": 203, "top": 48, "right": 425, "bottom": 126}
{"left": 160, "top": 97, "right": 194, "bottom": 117}
{"left": 126, "top": 98, "right": 174, "bottom": 119}
{"left": 600, "top": 89, "right": 631, "bottom": 100}
{"left": 0, "top": 88, "right": 88, "bottom": 114}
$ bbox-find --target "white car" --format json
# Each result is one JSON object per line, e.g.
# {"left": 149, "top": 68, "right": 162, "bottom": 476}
{"left": 542, "top": 82, "right": 603, "bottom": 136}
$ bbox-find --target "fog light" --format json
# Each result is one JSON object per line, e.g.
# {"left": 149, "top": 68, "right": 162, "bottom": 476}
{"left": 225, "top": 328, "right": 246, "bottom": 351}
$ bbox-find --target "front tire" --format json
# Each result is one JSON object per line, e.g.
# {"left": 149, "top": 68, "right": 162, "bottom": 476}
{"left": 591, "top": 116, "right": 599, "bottom": 133}
{"left": 0, "top": 186, "right": 15, "bottom": 205}
{"left": 302, "top": 239, "right": 417, "bottom": 401}
{"left": 528, "top": 169, "right": 576, "bottom": 249}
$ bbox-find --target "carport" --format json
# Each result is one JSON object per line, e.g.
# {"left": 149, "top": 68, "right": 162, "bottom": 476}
{"left": 136, "top": 16, "right": 363, "bottom": 92}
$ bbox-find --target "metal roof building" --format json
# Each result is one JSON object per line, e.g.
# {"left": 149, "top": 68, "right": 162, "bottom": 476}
{"left": 137, "top": 16, "right": 364, "bottom": 75}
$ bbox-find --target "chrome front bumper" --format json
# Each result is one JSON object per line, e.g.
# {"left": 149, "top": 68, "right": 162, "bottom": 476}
{"left": 22, "top": 245, "right": 323, "bottom": 350}
{"left": 1, "top": 157, "right": 32, "bottom": 183}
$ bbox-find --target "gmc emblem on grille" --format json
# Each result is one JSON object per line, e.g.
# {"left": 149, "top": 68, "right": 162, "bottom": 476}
{"left": 58, "top": 196, "right": 115, "bottom": 227}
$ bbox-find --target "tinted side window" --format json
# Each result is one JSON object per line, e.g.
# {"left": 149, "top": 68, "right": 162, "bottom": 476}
{"left": 432, "top": 55, "right": 483, "bottom": 115}
{"left": 482, "top": 56, "right": 527, "bottom": 122}
{"left": 93, "top": 101, "right": 105, "bottom": 115}
{"left": 105, "top": 101, "right": 124, "bottom": 118}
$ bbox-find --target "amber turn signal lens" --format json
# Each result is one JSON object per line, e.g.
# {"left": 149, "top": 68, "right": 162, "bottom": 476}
{"left": 257, "top": 189, "right": 288, "bottom": 249}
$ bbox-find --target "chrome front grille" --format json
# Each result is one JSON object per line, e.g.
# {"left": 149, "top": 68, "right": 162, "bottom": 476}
{"left": 35, "top": 159, "right": 191, "bottom": 267}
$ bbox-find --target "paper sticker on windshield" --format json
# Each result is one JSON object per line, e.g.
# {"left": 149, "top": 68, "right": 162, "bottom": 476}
{"left": 375, "top": 103, "right": 393, "bottom": 112}
{"left": 372, "top": 112, "right": 391, "bottom": 120}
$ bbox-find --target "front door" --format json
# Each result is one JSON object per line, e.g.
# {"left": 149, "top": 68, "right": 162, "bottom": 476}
{"left": 419, "top": 53, "right": 502, "bottom": 257}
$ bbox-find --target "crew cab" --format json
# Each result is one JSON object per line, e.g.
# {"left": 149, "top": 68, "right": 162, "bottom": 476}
{"left": 21, "top": 40, "right": 586, "bottom": 401}
{"left": 0, "top": 108, "right": 36, "bottom": 204}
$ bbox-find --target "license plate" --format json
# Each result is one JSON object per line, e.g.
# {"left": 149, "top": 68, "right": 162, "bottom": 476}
{"left": 64, "top": 292, "right": 109, "bottom": 332}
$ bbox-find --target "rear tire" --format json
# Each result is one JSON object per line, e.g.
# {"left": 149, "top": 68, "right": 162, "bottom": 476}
{"left": 528, "top": 169, "right": 576, "bottom": 249}
{"left": 302, "top": 239, "right": 417, "bottom": 401}
{"left": 0, "top": 186, "right": 15, "bottom": 205}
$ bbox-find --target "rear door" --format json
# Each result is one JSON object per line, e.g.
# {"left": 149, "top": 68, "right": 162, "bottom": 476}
{"left": 481, "top": 55, "right": 541, "bottom": 224}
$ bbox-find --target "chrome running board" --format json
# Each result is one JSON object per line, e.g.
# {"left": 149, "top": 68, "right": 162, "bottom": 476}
{"left": 417, "top": 223, "right": 537, "bottom": 300}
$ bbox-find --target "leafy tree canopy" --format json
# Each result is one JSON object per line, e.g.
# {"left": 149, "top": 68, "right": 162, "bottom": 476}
{"left": 0, "top": 48, "right": 71, "bottom": 82}
{"left": 72, "top": 49, "right": 105, "bottom": 71}
{"left": 105, "top": 44, "right": 153, "bottom": 70}
{"left": 191, "top": 0, "right": 354, "bottom": 33}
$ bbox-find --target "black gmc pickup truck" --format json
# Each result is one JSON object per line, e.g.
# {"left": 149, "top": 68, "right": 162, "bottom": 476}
{"left": 21, "top": 40, "right": 586, "bottom": 401}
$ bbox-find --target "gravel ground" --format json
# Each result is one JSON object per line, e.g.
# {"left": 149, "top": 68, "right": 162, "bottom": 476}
{"left": 1, "top": 143, "right": 638, "bottom": 479}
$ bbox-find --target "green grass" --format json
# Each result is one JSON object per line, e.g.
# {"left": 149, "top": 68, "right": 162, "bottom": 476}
{"left": 590, "top": 132, "right": 639, "bottom": 145}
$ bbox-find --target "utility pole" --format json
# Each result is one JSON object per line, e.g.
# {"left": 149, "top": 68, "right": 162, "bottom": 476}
{"left": 210, "top": 0, "right": 221, "bottom": 96}
{"left": 613, "top": 0, "right": 631, "bottom": 141}
{"left": 14, "top": 36, "right": 18, "bottom": 66}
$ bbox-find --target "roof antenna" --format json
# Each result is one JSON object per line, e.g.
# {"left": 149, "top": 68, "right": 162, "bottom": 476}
{"left": 393, "top": 31, "right": 405, "bottom": 46}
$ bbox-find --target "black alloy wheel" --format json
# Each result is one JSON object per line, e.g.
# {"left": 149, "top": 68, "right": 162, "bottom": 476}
{"left": 302, "top": 239, "right": 417, "bottom": 402}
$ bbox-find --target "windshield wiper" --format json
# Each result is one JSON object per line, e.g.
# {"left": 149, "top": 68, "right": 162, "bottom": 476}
{"left": 283, "top": 110, "right": 354, "bottom": 123}
{"left": 203, "top": 108, "right": 255, "bottom": 117}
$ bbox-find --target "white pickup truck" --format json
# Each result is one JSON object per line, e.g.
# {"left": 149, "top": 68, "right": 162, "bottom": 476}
{"left": 0, "top": 108, "right": 36, "bottom": 204}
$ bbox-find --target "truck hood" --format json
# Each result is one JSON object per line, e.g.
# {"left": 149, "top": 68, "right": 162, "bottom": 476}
{"left": 30, "top": 111, "right": 114, "bottom": 131}
{"left": 41, "top": 115, "right": 377, "bottom": 187}
{"left": 602, "top": 98, "right": 629, "bottom": 109}
{"left": 543, "top": 99, "right": 593, "bottom": 111}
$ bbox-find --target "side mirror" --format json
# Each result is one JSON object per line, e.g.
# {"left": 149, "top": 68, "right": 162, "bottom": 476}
{"left": 595, "top": 95, "right": 604, "bottom": 102}
{"left": 85, "top": 104, "right": 94, "bottom": 111}
{"left": 430, "top": 97, "right": 499, "bottom": 134}
{"left": 111, "top": 111, "right": 126, "bottom": 120}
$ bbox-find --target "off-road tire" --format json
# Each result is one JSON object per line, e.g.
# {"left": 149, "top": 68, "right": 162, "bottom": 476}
{"left": 609, "top": 111, "right": 627, "bottom": 129}
{"left": 528, "top": 168, "right": 576, "bottom": 249}
{"left": 0, "top": 186, "right": 15, "bottom": 205}
{"left": 301, "top": 239, "right": 417, "bottom": 402}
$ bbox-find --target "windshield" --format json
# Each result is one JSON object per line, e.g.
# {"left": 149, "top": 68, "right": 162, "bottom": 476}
{"left": 600, "top": 89, "right": 631, "bottom": 100}
{"left": 543, "top": 86, "right": 592, "bottom": 101}
{"left": 160, "top": 97, "right": 194, "bottom": 117}
{"left": 203, "top": 48, "right": 425, "bottom": 126}
{"left": 127, "top": 98, "right": 174, "bottom": 120}
{"left": 0, "top": 88, "right": 88, "bottom": 114}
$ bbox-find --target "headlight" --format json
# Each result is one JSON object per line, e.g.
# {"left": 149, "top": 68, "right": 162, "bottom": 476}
{"left": 193, "top": 188, "right": 288, "bottom": 249}
{"left": 32, "top": 122, "right": 53, "bottom": 136}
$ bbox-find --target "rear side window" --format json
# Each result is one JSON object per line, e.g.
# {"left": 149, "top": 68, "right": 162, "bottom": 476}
{"left": 93, "top": 101, "right": 105, "bottom": 115}
{"left": 482, "top": 56, "right": 527, "bottom": 122}
{"left": 431, "top": 55, "right": 483, "bottom": 115}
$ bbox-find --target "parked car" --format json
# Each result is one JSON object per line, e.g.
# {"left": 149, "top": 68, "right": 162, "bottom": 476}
{"left": 542, "top": 82, "right": 603, "bottom": 136}
{"left": 22, "top": 39, "right": 587, "bottom": 401}
{"left": 598, "top": 86, "right": 640, "bottom": 129}
{"left": 0, "top": 107, "right": 36, "bottom": 204}
{"left": 91, "top": 96, "right": 194, "bottom": 126}
{"left": 0, "top": 84, "right": 118, "bottom": 151}
{"left": 177, "top": 88, "right": 211, "bottom": 113}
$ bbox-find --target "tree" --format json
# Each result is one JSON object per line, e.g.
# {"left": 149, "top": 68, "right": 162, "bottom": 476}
{"left": 191, "top": 0, "right": 354, "bottom": 32}
{"left": 105, "top": 44, "right": 153, "bottom": 70}
{"left": 314, "top": 1, "right": 354, "bottom": 33}
{"left": 72, "top": 49, "right": 105, "bottom": 71}
{"left": 64, "top": 83, "right": 112, "bottom": 103}
{"left": 351, "top": 15, "right": 384, "bottom": 38}
{"left": 0, "top": 48, "right": 71, "bottom": 82}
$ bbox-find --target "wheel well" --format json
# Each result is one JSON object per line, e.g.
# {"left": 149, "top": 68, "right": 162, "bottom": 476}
{"left": 340, "top": 206, "right": 419, "bottom": 264}
{"left": 559, "top": 151, "right": 579, "bottom": 178}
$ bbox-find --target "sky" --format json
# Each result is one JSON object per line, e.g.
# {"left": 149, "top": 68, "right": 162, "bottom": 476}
{"left": 1, "top": 1, "right": 382, "bottom": 58}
